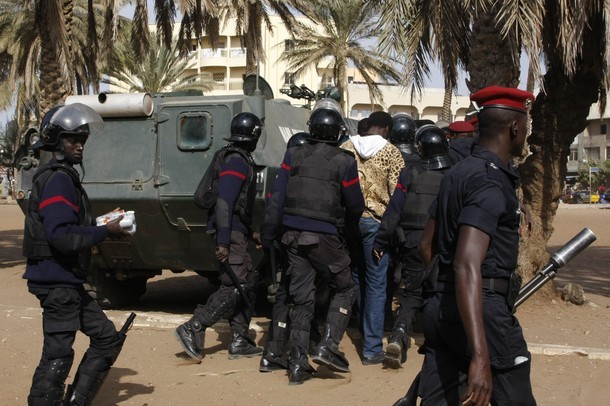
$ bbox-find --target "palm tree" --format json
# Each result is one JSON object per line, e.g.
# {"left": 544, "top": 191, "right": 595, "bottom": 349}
{"left": 102, "top": 33, "right": 215, "bottom": 94}
{"left": 0, "top": 0, "right": 128, "bottom": 116}
{"left": 280, "top": 0, "right": 402, "bottom": 113}
{"left": 219, "top": 0, "right": 314, "bottom": 74}
{"left": 0, "top": 0, "right": 38, "bottom": 111}
{"left": 514, "top": 3, "right": 608, "bottom": 283}
{"left": 138, "top": 1, "right": 314, "bottom": 75}
{"left": 375, "top": 0, "right": 610, "bottom": 293}
{"left": 376, "top": 0, "right": 470, "bottom": 121}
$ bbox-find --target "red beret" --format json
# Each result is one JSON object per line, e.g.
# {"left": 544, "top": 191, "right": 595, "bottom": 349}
{"left": 470, "top": 86, "right": 535, "bottom": 113}
{"left": 448, "top": 121, "right": 475, "bottom": 133}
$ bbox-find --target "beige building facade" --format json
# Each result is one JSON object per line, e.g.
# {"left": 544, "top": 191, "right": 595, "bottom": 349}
{"left": 176, "top": 15, "right": 472, "bottom": 121}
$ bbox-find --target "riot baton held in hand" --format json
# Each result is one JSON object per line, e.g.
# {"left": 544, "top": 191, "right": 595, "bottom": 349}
{"left": 513, "top": 227, "right": 596, "bottom": 310}
{"left": 221, "top": 260, "right": 256, "bottom": 314}
{"left": 119, "top": 312, "right": 137, "bottom": 336}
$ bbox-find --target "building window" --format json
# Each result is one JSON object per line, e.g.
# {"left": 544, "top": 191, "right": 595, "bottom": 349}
{"left": 348, "top": 76, "right": 354, "bottom": 83}
{"left": 178, "top": 113, "right": 212, "bottom": 151}
{"left": 284, "top": 72, "right": 296, "bottom": 85}
{"left": 606, "top": 147, "right": 610, "bottom": 161}
{"left": 569, "top": 149, "right": 578, "bottom": 161}
{"left": 601, "top": 124, "right": 607, "bottom": 134}
{"left": 284, "top": 39, "right": 294, "bottom": 52}
{"left": 212, "top": 72, "right": 225, "bottom": 82}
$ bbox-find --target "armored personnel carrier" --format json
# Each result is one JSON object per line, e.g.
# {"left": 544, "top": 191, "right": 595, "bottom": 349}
{"left": 15, "top": 91, "right": 310, "bottom": 308}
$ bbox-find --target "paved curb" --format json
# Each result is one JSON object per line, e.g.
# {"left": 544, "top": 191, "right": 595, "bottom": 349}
{"left": 5, "top": 304, "right": 610, "bottom": 361}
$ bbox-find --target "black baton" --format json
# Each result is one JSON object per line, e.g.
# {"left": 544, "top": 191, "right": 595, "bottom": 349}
{"left": 221, "top": 260, "right": 256, "bottom": 314}
{"left": 119, "top": 312, "right": 137, "bottom": 336}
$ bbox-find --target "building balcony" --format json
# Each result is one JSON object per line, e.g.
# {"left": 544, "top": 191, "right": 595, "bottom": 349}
{"left": 198, "top": 48, "right": 246, "bottom": 67}
{"left": 581, "top": 134, "right": 608, "bottom": 148}
{"left": 207, "top": 78, "right": 246, "bottom": 93}
{"left": 566, "top": 160, "right": 579, "bottom": 174}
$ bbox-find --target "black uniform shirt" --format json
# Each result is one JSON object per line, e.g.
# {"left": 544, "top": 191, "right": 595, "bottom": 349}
{"left": 429, "top": 145, "right": 521, "bottom": 280}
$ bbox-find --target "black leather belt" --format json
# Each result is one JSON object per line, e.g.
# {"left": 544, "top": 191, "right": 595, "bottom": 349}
{"left": 435, "top": 277, "right": 510, "bottom": 296}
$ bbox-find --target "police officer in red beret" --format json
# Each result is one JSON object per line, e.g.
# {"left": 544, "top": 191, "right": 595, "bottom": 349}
{"left": 448, "top": 120, "right": 476, "bottom": 140}
{"left": 407, "top": 86, "right": 537, "bottom": 405}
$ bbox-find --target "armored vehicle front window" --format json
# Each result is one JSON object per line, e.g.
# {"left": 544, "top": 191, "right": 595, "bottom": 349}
{"left": 179, "top": 114, "right": 211, "bottom": 150}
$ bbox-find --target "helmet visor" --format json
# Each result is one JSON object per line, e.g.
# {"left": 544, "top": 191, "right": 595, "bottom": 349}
{"left": 312, "top": 98, "right": 343, "bottom": 116}
{"left": 51, "top": 103, "right": 104, "bottom": 132}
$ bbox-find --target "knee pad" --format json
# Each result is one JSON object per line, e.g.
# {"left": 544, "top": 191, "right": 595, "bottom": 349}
{"left": 41, "top": 356, "right": 73, "bottom": 390}
{"left": 197, "top": 286, "right": 240, "bottom": 327}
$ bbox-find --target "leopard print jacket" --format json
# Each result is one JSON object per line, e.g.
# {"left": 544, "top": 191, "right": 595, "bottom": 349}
{"left": 342, "top": 139, "right": 404, "bottom": 221}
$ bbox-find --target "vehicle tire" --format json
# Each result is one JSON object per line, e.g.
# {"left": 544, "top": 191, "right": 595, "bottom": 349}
{"left": 85, "top": 269, "right": 149, "bottom": 309}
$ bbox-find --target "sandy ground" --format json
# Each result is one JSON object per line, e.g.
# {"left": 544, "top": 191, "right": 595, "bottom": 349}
{"left": 1, "top": 201, "right": 610, "bottom": 405}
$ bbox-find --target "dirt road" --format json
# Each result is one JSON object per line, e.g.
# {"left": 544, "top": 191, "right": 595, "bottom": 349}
{"left": 1, "top": 202, "right": 609, "bottom": 405}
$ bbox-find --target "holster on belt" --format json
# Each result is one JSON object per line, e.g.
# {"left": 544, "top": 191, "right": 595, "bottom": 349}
{"left": 506, "top": 272, "right": 522, "bottom": 313}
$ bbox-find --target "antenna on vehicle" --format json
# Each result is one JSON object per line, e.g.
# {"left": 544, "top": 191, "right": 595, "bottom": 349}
{"left": 255, "top": 58, "right": 262, "bottom": 97}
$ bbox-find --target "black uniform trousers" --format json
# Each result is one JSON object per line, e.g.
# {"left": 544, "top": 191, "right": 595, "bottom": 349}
{"left": 282, "top": 230, "right": 353, "bottom": 352}
{"left": 194, "top": 230, "right": 254, "bottom": 333}
{"left": 28, "top": 285, "right": 119, "bottom": 398}
{"left": 418, "top": 291, "right": 536, "bottom": 406}
{"left": 393, "top": 245, "right": 425, "bottom": 330}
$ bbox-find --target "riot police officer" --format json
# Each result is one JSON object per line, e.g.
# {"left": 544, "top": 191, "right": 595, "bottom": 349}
{"left": 23, "top": 103, "right": 130, "bottom": 405}
{"left": 389, "top": 113, "right": 420, "bottom": 166}
{"left": 259, "top": 131, "right": 310, "bottom": 373}
{"left": 175, "top": 112, "right": 264, "bottom": 362}
{"left": 262, "top": 104, "right": 364, "bottom": 384}
{"left": 373, "top": 125, "right": 452, "bottom": 369}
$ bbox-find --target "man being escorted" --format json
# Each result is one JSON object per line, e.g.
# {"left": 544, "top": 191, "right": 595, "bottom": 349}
{"left": 23, "top": 104, "right": 130, "bottom": 405}
{"left": 415, "top": 86, "right": 537, "bottom": 405}
{"left": 262, "top": 104, "right": 364, "bottom": 384}
{"left": 373, "top": 125, "right": 452, "bottom": 369}
{"left": 175, "top": 112, "right": 264, "bottom": 361}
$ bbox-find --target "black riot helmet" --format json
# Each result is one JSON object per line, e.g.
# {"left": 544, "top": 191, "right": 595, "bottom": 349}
{"left": 415, "top": 124, "right": 452, "bottom": 170}
{"left": 308, "top": 108, "right": 345, "bottom": 143}
{"left": 225, "top": 112, "right": 263, "bottom": 143}
{"left": 287, "top": 132, "right": 309, "bottom": 149}
{"left": 35, "top": 103, "right": 104, "bottom": 151}
{"left": 389, "top": 114, "right": 417, "bottom": 144}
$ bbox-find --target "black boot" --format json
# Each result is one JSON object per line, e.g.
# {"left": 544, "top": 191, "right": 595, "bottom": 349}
{"left": 228, "top": 332, "right": 263, "bottom": 359}
{"left": 259, "top": 348, "right": 288, "bottom": 372}
{"left": 308, "top": 318, "right": 322, "bottom": 355}
{"left": 310, "top": 324, "right": 350, "bottom": 373}
{"left": 174, "top": 318, "right": 205, "bottom": 361}
{"left": 384, "top": 323, "right": 409, "bottom": 369}
{"left": 288, "top": 346, "right": 315, "bottom": 385}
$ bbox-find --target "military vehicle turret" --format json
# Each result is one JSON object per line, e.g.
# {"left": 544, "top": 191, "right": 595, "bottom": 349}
{"left": 15, "top": 91, "right": 311, "bottom": 308}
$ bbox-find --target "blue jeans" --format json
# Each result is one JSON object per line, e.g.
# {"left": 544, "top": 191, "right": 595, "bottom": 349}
{"left": 353, "top": 217, "right": 388, "bottom": 358}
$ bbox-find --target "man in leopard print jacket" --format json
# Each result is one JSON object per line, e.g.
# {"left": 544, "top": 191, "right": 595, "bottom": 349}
{"left": 341, "top": 111, "right": 404, "bottom": 365}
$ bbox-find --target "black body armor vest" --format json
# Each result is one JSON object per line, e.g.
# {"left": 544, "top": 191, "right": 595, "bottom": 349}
{"left": 400, "top": 165, "right": 447, "bottom": 232}
{"left": 283, "top": 143, "right": 352, "bottom": 225}
{"left": 23, "top": 162, "right": 92, "bottom": 268}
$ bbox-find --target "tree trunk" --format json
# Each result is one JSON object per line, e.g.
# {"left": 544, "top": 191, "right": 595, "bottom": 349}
{"left": 466, "top": 5, "right": 520, "bottom": 91}
{"left": 36, "top": 1, "right": 70, "bottom": 116}
{"left": 518, "top": 10, "right": 604, "bottom": 299}
{"left": 441, "top": 78, "right": 453, "bottom": 121}
{"left": 245, "top": 2, "right": 263, "bottom": 76}
{"left": 37, "top": 24, "right": 69, "bottom": 116}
